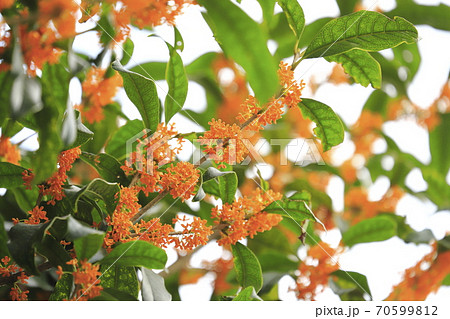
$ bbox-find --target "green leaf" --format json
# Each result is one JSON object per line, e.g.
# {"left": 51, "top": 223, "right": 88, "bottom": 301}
{"left": 198, "top": 0, "right": 279, "bottom": 104}
{"left": 247, "top": 226, "right": 294, "bottom": 255}
{"left": 80, "top": 152, "right": 129, "bottom": 185}
{"left": 263, "top": 191, "right": 320, "bottom": 224}
{"left": 66, "top": 114, "right": 94, "bottom": 149}
{"left": 130, "top": 62, "right": 167, "bottom": 81}
{"left": 278, "top": 0, "right": 305, "bottom": 41}
{"left": 92, "top": 287, "right": 138, "bottom": 301}
{"left": 112, "top": 60, "right": 160, "bottom": 132}
{"left": 7, "top": 223, "right": 43, "bottom": 274}
{"left": 303, "top": 11, "right": 418, "bottom": 59}
{"left": 49, "top": 274, "right": 73, "bottom": 301}
{"left": 342, "top": 216, "right": 397, "bottom": 247}
{"left": 99, "top": 240, "right": 167, "bottom": 269}
{"left": 231, "top": 242, "right": 263, "bottom": 293}
{"left": 120, "top": 38, "right": 134, "bottom": 66}
{"left": 164, "top": 42, "right": 188, "bottom": 123}
{"left": 386, "top": 0, "right": 450, "bottom": 31}
{"left": 257, "top": 0, "right": 276, "bottom": 29}
{"left": 298, "top": 98, "right": 344, "bottom": 151}
{"left": 0, "top": 162, "right": 26, "bottom": 188}
{"left": 429, "top": 113, "right": 450, "bottom": 173}
{"left": 174, "top": 26, "right": 184, "bottom": 52}
{"left": 71, "top": 178, "right": 119, "bottom": 215}
{"left": 442, "top": 274, "right": 450, "bottom": 286}
{"left": 141, "top": 267, "right": 172, "bottom": 301}
{"left": 331, "top": 270, "right": 372, "bottom": 301}
{"left": 219, "top": 172, "right": 238, "bottom": 204}
{"left": 36, "top": 235, "right": 72, "bottom": 271}
{"left": 100, "top": 265, "right": 139, "bottom": 300}
{"left": 105, "top": 119, "right": 144, "bottom": 160}
{"left": 257, "top": 251, "right": 298, "bottom": 273}
{"left": 336, "top": 0, "right": 359, "bottom": 15}
{"left": 0, "top": 214, "right": 9, "bottom": 258}
{"left": 233, "top": 286, "right": 261, "bottom": 301}
{"left": 362, "top": 90, "right": 389, "bottom": 116}
{"left": 325, "top": 50, "right": 381, "bottom": 88}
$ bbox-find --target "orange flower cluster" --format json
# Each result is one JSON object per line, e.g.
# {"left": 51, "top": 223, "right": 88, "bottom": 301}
{"left": 0, "top": 136, "right": 21, "bottom": 164}
{"left": 170, "top": 215, "right": 213, "bottom": 251}
{"left": 351, "top": 110, "right": 384, "bottom": 158}
{"left": 62, "top": 259, "right": 103, "bottom": 301}
{"left": 202, "top": 61, "right": 305, "bottom": 166}
{"left": 387, "top": 81, "right": 450, "bottom": 131}
{"left": 22, "top": 170, "right": 34, "bottom": 190}
{"left": 161, "top": 162, "right": 200, "bottom": 201}
{"left": 105, "top": 187, "right": 211, "bottom": 251}
{"left": 0, "top": 0, "right": 13, "bottom": 11}
{"left": 78, "top": 67, "right": 123, "bottom": 123}
{"left": 105, "top": 186, "right": 141, "bottom": 247}
{"left": 213, "top": 55, "right": 249, "bottom": 124}
{"left": 387, "top": 244, "right": 450, "bottom": 300}
{"left": 38, "top": 147, "right": 81, "bottom": 205}
{"left": 199, "top": 119, "right": 249, "bottom": 165}
{"left": 24, "top": 206, "right": 48, "bottom": 225}
{"left": 328, "top": 64, "right": 350, "bottom": 85}
{"left": 293, "top": 243, "right": 340, "bottom": 300}
{"left": 343, "top": 186, "right": 404, "bottom": 225}
{"left": 203, "top": 257, "right": 235, "bottom": 295}
{"left": 211, "top": 188, "right": 283, "bottom": 246}
{"left": 0, "top": 256, "right": 30, "bottom": 301}
{"left": 122, "top": 124, "right": 185, "bottom": 196}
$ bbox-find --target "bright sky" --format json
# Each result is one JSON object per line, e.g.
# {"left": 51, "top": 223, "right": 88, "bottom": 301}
{"left": 4, "top": 0, "right": 450, "bottom": 301}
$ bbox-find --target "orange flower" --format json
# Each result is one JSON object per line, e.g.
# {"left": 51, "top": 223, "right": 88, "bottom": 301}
{"left": 38, "top": 0, "right": 78, "bottom": 38}
{"left": 131, "top": 218, "right": 174, "bottom": 248}
{"left": 105, "top": 186, "right": 141, "bottom": 246}
{"left": 170, "top": 215, "right": 213, "bottom": 251}
{"left": 68, "top": 259, "right": 103, "bottom": 301}
{"left": 10, "top": 286, "right": 29, "bottom": 301}
{"left": 293, "top": 243, "right": 340, "bottom": 300}
{"left": 343, "top": 187, "right": 377, "bottom": 225}
{"left": 38, "top": 147, "right": 81, "bottom": 205}
{"left": 161, "top": 162, "right": 200, "bottom": 201}
{"left": 387, "top": 244, "right": 450, "bottom": 301}
{"left": 328, "top": 64, "right": 350, "bottom": 85}
{"left": 0, "top": 0, "right": 13, "bottom": 11}
{"left": 0, "top": 136, "right": 21, "bottom": 164}
{"left": 340, "top": 159, "right": 358, "bottom": 184}
{"left": 203, "top": 257, "right": 235, "bottom": 294}
{"left": 351, "top": 111, "right": 384, "bottom": 158}
{"left": 24, "top": 206, "right": 48, "bottom": 225}
{"left": 199, "top": 119, "right": 248, "bottom": 165}
{"left": 277, "top": 61, "right": 305, "bottom": 109}
{"left": 212, "top": 188, "right": 283, "bottom": 245}
{"left": 78, "top": 67, "right": 123, "bottom": 123}
{"left": 22, "top": 169, "right": 34, "bottom": 190}
{"left": 0, "top": 256, "right": 20, "bottom": 277}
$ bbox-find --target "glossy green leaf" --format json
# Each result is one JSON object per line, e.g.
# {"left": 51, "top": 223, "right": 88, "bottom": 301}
{"left": 263, "top": 191, "right": 319, "bottom": 224}
{"left": 174, "top": 26, "right": 184, "bottom": 51}
{"left": 303, "top": 11, "right": 418, "bottom": 59}
{"left": 257, "top": 0, "right": 276, "bottom": 29}
{"left": 342, "top": 216, "right": 397, "bottom": 247}
{"left": 105, "top": 119, "right": 144, "bottom": 160}
{"left": 141, "top": 267, "right": 172, "bottom": 301}
{"left": 278, "top": 0, "right": 305, "bottom": 40}
{"left": 386, "top": 0, "right": 450, "bottom": 31}
{"left": 120, "top": 38, "right": 134, "bottom": 66}
{"left": 36, "top": 235, "right": 72, "bottom": 271}
{"left": 66, "top": 114, "right": 94, "bottom": 149}
{"left": 247, "top": 226, "right": 294, "bottom": 255}
{"left": 112, "top": 61, "right": 159, "bottom": 132}
{"left": 233, "top": 286, "right": 261, "bottom": 301}
{"left": 7, "top": 223, "right": 43, "bottom": 274}
{"left": 80, "top": 152, "right": 129, "bottom": 185}
{"left": 71, "top": 178, "right": 119, "bottom": 215}
{"left": 92, "top": 287, "right": 138, "bottom": 301}
{"left": 0, "top": 214, "right": 9, "bottom": 258}
{"left": 198, "top": 0, "right": 279, "bottom": 104}
{"left": 130, "top": 62, "right": 167, "bottom": 81}
{"left": 336, "top": 0, "right": 359, "bottom": 15}
{"left": 331, "top": 270, "right": 372, "bottom": 301}
{"left": 100, "top": 265, "right": 139, "bottom": 300}
{"left": 325, "top": 49, "right": 381, "bottom": 88}
{"left": 232, "top": 242, "right": 263, "bottom": 293}
{"left": 219, "top": 172, "right": 238, "bottom": 204}
{"left": 164, "top": 42, "right": 188, "bottom": 122}
{"left": 99, "top": 240, "right": 167, "bottom": 269}
{"left": 49, "top": 274, "right": 73, "bottom": 301}
{"left": 0, "top": 162, "right": 26, "bottom": 188}
{"left": 298, "top": 98, "right": 344, "bottom": 151}
{"left": 429, "top": 113, "right": 450, "bottom": 173}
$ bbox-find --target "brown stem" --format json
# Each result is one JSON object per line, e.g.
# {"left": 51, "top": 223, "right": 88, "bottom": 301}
{"left": 131, "top": 190, "right": 168, "bottom": 223}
